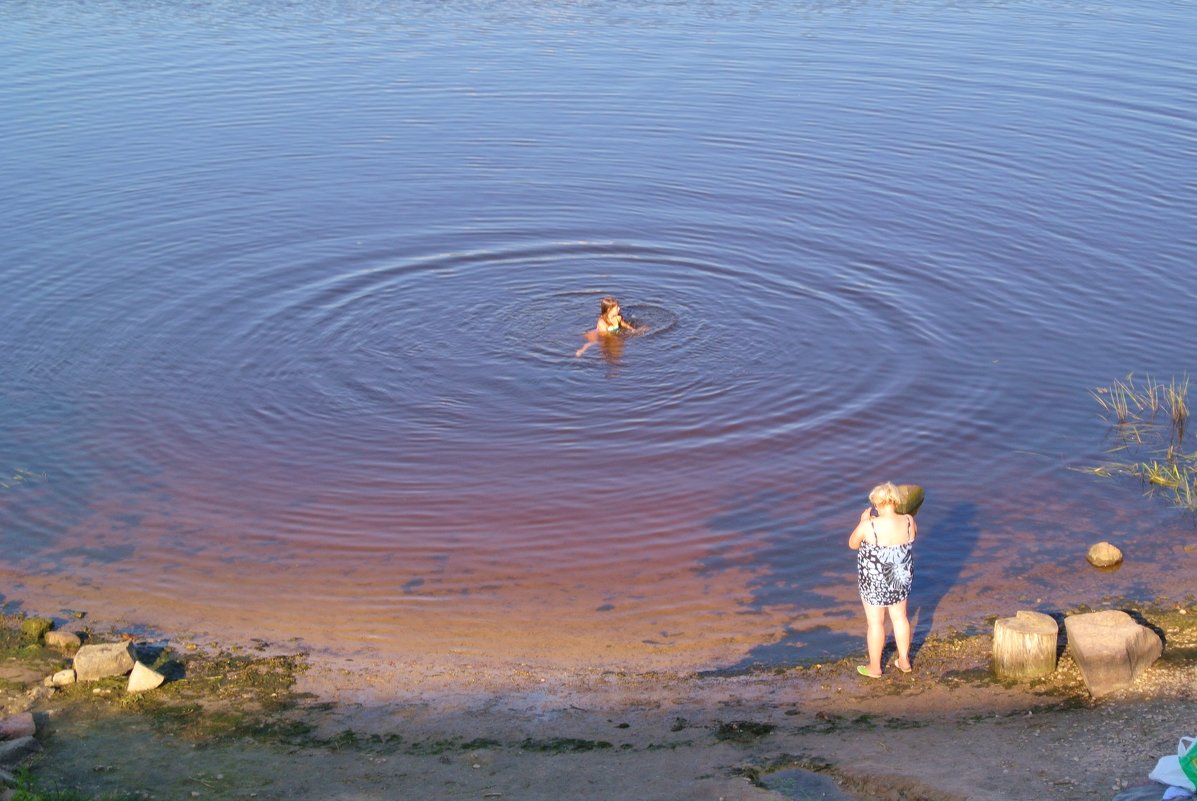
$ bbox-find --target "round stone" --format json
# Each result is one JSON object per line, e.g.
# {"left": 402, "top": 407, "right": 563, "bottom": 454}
{"left": 1086, "top": 541, "right": 1123, "bottom": 568}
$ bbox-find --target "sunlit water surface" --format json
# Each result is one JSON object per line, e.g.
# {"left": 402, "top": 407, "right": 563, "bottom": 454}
{"left": 2, "top": 1, "right": 1195, "bottom": 675}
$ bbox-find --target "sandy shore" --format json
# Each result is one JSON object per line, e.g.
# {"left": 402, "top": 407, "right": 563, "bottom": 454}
{"left": 3, "top": 601, "right": 1196, "bottom": 801}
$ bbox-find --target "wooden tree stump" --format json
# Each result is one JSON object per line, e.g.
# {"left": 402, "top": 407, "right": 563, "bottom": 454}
{"left": 992, "top": 610, "right": 1058, "bottom": 679}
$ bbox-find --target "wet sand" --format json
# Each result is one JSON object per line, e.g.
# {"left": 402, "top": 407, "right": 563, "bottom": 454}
{"left": 4, "top": 600, "right": 1196, "bottom": 801}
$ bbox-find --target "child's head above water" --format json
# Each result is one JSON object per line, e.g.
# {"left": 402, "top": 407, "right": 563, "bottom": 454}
{"left": 597, "top": 296, "right": 629, "bottom": 332}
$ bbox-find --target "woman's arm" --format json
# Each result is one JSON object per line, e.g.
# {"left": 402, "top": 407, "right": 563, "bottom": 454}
{"left": 847, "top": 508, "right": 872, "bottom": 550}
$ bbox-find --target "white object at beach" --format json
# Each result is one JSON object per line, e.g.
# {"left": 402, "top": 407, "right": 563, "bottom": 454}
{"left": 1148, "top": 737, "right": 1197, "bottom": 792}
{"left": 127, "top": 661, "right": 166, "bottom": 694}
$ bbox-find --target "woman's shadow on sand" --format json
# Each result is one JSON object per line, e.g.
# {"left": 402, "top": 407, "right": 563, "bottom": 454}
{"left": 905, "top": 501, "right": 981, "bottom": 663}
{"left": 701, "top": 493, "right": 981, "bottom": 672}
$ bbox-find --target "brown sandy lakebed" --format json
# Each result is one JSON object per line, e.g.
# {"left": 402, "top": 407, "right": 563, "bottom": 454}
{"left": 2, "top": 599, "right": 1196, "bottom": 801}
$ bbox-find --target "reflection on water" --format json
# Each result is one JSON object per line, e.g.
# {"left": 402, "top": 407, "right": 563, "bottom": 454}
{"left": 1, "top": 0, "right": 1195, "bottom": 673}
{"left": 595, "top": 332, "right": 628, "bottom": 368}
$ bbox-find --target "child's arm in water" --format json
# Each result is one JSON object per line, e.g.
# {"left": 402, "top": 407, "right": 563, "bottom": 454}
{"left": 575, "top": 330, "right": 599, "bottom": 357}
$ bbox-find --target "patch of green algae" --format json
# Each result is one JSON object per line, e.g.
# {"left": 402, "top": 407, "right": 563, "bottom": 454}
{"left": 46, "top": 647, "right": 315, "bottom": 745}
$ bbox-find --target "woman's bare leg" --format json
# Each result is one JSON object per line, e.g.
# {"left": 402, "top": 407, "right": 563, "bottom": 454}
{"left": 863, "top": 603, "right": 886, "bottom": 676}
{"left": 889, "top": 599, "right": 911, "bottom": 670}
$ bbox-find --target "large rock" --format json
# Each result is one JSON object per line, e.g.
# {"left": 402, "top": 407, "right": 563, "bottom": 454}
{"left": 1064, "top": 610, "right": 1162, "bottom": 697}
{"left": 44, "top": 630, "right": 82, "bottom": 651}
{"left": 0, "top": 714, "right": 35, "bottom": 741}
{"left": 1087, "top": 541, "right": 1123, "bottom": 568}
{"left": 0, "top": 737, "right": 40, "bottom": 770}
{"left": 895, "top": 484, "right": 925, "bottom": 516}
{"left": 73, "top": 641, "right": 136, "bottom": 681}
{"left": 127, "top": 662, "right": 165, "bottom": 694}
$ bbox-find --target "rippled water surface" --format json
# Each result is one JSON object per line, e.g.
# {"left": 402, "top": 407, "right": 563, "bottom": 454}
{"left": 2, "top": 1, "right": 1195, "bottom": 671}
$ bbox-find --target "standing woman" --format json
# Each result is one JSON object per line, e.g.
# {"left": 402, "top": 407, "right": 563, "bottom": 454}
{"left": 848, "top": 481, "right": 916, "bottom": 677}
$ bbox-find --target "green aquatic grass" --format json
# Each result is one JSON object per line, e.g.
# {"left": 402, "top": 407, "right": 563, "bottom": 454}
{"left": 0, "top": 468, "right": 46, "bottom": 490}
{"left": 1166, "top": 375, "right": 1190, "bottom": 440}
{"left": 1084, "top": 373, "right": 1197, "bottom": 512}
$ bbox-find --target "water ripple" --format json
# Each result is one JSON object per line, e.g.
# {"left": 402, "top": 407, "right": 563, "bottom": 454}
{"left": 2, "top": 0, "right": 1194, "bottom": 669}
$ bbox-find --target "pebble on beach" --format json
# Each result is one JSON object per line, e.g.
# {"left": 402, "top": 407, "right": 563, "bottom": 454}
{"left": 45, "top": 669, "right": 77, "bottom": 688}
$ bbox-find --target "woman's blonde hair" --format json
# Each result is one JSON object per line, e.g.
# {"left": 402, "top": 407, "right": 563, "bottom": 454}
{"left": 868, "top": 482, "right": 902, "bottom": 509}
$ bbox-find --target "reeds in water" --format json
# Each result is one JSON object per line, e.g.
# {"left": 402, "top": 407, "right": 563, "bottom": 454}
{"left": 1084, "top": 373, "right": 1196, "bottom": 513}
{"left": 1165, "top": 375, "right": 1189, "bottom": 441}
{"left": 0, "top": 467, "right": 43, "bottom": 490}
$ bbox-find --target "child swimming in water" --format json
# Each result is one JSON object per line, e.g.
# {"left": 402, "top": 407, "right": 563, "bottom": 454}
{"left": 575, "top": 296, "right": 640, "bottom": 357}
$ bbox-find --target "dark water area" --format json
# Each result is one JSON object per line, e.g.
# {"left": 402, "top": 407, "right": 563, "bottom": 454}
{"left": 2, "top": 1, "right": 1195, "bottom": 673}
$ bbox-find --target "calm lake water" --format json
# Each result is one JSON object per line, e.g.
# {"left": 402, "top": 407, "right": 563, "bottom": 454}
{"left": 2, "top": 1, "right": 1195, "bottom": 674}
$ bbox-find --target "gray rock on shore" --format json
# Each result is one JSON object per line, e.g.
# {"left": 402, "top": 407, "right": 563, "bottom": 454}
{"left": 45, "top": 669, "right": 77, "bottom": 688}
{"left": 1065, "top": 610, "right": 1162, "bottom": 697}
{"left": 127, "top": 662, "right": 166, "bottom": 694}
{"left": 44, "top": 629, "right": 83, "bottom": 650}
{"left": 73, "top": 641, "right": 137, "bottom": 681}
{"left": 0, "top": 714, "right": 36, "bottom": 741}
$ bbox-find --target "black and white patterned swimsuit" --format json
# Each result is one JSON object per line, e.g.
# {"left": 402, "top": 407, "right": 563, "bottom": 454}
{"left": 857, "top": 516, "right": 914, "bottom": 607}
